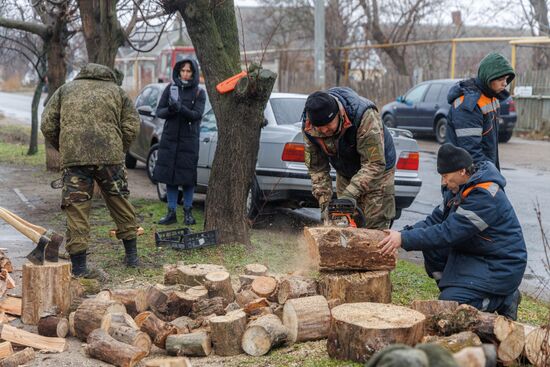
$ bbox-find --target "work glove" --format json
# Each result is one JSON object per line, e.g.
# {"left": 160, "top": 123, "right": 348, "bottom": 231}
{"left": 168, "top": 98, "right": 180, "bottom": 113}
{"left": 337, "top": 196, "right": 357, "bottom": 210}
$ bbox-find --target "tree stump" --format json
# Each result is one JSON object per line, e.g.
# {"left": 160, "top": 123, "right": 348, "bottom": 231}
{"left": 244, "top": 263, "right": 267, "bottom": 276}
{"left": 242, "top": 314, "right": 288, "bottom": 356}
{"left": 277, "top": 276, "right": 317, "bottom": 304}
{"left": 251, "top": 276, "right": 277, "bottom": 298}
{"left": 21, "top": 261, "right": 71, "bottom": 325}
{"left": 209, "top": 309, "right": 247, "bottom": 356}
{"left": 176, "top": 264, "right": 227, "bottom": 287}
{"left": 422, "top": 331, "right": 482, "bottom": 353}
{"left": 145, "top": 357, "right": 192, "bottom": 367}
{"left": 304, "top": 227, "right": 396, "bottom": 271}
{"left": 327, "top": 302, "right": 425, "bottom": 363}
{"left": 86, "top": 329, "right": 146, "bottom": 367}
{"left": 204, "top": 271, "right": 235, "bottom": 303}
{"left": 134, "top": 311, "right": 177, "bottom": 349}
{"left": 283, "top": 295, "right": 331, "bottom": 343}
{"left": 318, "top": 271, "right": 391, "bottom": 304}
{"left": 109, "top": 324, "right": 152, "bottom": 355}
{"left": 109, "top": 288, "right": 148, "bottom": 318}
{"left": 37, "top": 316, "right": 69, "bottom": 338}
{"left": 73, "top": 298, "right": 126, "bottom": 341}
{"left": 0, "top": 347, "right": 34, "bottom": 367}
{"left": 525, "top": 327, "right": 550, "bottom": 367}
{"left": 165, "top": 331, "right": 211, "bottom": 357}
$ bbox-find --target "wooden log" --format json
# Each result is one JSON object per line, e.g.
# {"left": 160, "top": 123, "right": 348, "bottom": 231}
{"left": 166, "top": 331, "right": 212, "bottom": 357}
{"left": 209, "top": 310, "right": 247, "bottom": 356}
{"left": 452, "top": 345, "right": 497, "bottom": 367}
{"left": 318, "top": 271, "right": 391, "bottom": 304}
{"left": 21, "top": 261, "right": 71, "bottom": 325}
{"left": 236, "top": 289, "right": 259, "bottom": 307}
{"left": 146, "top": 284, "right": 180, "bottom": 321}
{"left": 68, "top": 311, "right": 76, "bottom": 336}
{"left": 86, "top": 328, "right": 146, "bottom": 367}
{"left": 422, "top": 331, "right": 482, "bottom": 353}
{"left": 327, "top": 302, "right": 425, "bottom": 362}
{"left": 524, "top": 326, "right": 550, "bottom": 367}
{"left": 163, "top": 264, "right": 182, "bottom": 285}
{"left": 491, "top": 315, "right": 525, "bottom": 363}
{"left": 145, "top": 357, "right": 192, "bottom": 367}
{"left": 0, "top": 347, "right": 34, "bottom": 367}
{"left": 96, "top": 289, "right": 112, "bottom": 301}
{"left": 190, "top": 297, "right": 225, "bottom": 319}
{"left": 251, "top": 276, "right": 277, "bottom": 298}
{"left": 0, "top": 324, "right": 67, "bottom": 352}
{"left": 134, "top": 311, "right": 177, "bottom": 349}
{"left": 410, "top": 300, "right": 459, "bottom": 317}
{"left": 244, "top": 263, "right": 268, "bottom": 276}
{"left": 170, "top": 316, "right": 196, "bottom": 333}
{"left": 37, "top": 316, "right": 69, "bottom": 338}
{"left": 73, "top": 298, "right": 126, "bottom": 341}
{"left": 0, "top": 251, "right": 13, "bottom": 273}
{"left": 243, "top": 298, "right": 270, "bottom": 316}
{"left": 204, "top": 271, "right": 235, "bottom": 303}
{"left": 110, "top": 288, "right": 148, "bottom": 317}
{"left": 429, "top": 304, "right": 480, "bottom": 336}
{"left": 102, "top": 312, "right": 140, "bottom": 331}
{"left": 242, "top": 314, "right": 288, "bottom": 356}
{"left": 283, "top": 295, "right": 331, "bottom": 343}
{"left": 109, "top": 324, "right": 152, "bottom": 355}
{"left": 0, "top": 296, "right": 21, "bottom": 316}
{"left": 304, "top": 227, "right": 396, "bottom": 271}
{"left": 176, "top": 264, "right": 227, "bottom": 287}
{"left": 277, "top": 275, "right": 317, "bottom": 304}
{"left": 225, "top": 302, "right": 241, "bottom": 313}
{"left": 239, "top": 275, "right": 258, "bottom": 290}
{"left": 0, "top": 341, "right": 13, "bottom": 359}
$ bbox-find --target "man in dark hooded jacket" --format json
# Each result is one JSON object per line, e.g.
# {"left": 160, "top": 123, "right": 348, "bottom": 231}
{"left": 446, "top": 52, "right": 515, "bottom": 170}
{"left": 378, "top": 144, "right": 526, "bottom": 320}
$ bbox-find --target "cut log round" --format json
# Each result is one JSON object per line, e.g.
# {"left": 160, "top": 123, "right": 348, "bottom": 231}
{"left": 204, "top": 271, "right": 235, "bottom": 303}
{"left": 0, "top": 347, "right": 34, "bottom": 367}
{"left": 304, "top": 227, "right": 396, "bottom": 271}
{"left": 73, "top": 298, "right": 126, "bottom": 341}
{"left": 68, "top": 311, "right": 75, "bottom": 337}
{"left": 239, "top": 275, "right": 258, "bottom": 290}
{"left": 243, "top": 298, "right": 269, "bottom": 316}
{"left": 145, "top": 357, "right": 192, "bottom": 367}
{"left": 209, "top": 310, "right": 247, "bottom": 356}
{"left": 110, "top": 288, "right": 148, "bottom": 317}
{"left": 318, "top": 271, "right": 391, "bottom": 304}
{"left": 21, "top": 261, "right": 71, "bottom": 325}
{"left": 283, "top": 295, "right": 330, "bottom": 343}
{"left": 422, "top": 331, "right": 482, "bottom": 353}
{"left": 0, "top": 341, "right": 13, "bottom": 359}
{"left": 165, "top": 331, "right": 211, "bottom": 357}
{"left": 524, "top": 326, "right": 550, "bottom": 367}
{"left": 37, "top": 316, "right": 69, "bottom": 338}
{"left": 102, "top": 312, "right": 140, "bottom": 331}
{"left": 176, "top": 264, "right": 227, "bottom": 287}
{"left": 277, "top": 276, "right": 317, "bottom": 304}
{"left": 242, "top": 314, "right": 288, "bottom": 356}
{"left": 109, "top": 324, "right": 152, "bottom": 355}
{"left": 493, "top": 316, "right": 525, "bottom": 363}
{"left": 134, "top": 311, "right": 177, "bottom": 349}
{"left": 163, "top": 264, "right": 182, "bottom": 285}
{"left": 86, "top": 328, "right": 146, "bottom": 367}
{"left": 251, "top": 276, "right": 277, "bottom": 298}
{"left": 327, "top": 302, "right": 425, "bottom": 362}
{"left": 236, "top": 289, "right": 259, "bottom": 308}
{"left": 244, "top": 264, "right": 268, "bottom": 276}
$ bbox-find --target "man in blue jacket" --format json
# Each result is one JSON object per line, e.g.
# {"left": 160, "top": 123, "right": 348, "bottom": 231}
{"left": 378, "top": 144, "right": 527, "bottom": 320}
{"left": 446, "top": 52, "right": 515, "bottom": 170}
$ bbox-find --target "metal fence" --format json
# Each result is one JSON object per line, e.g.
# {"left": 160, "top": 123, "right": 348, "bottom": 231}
{"left": 514, "top": 71, "right": 550, "bottom": 133}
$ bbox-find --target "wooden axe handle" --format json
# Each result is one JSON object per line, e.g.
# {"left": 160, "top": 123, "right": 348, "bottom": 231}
{"left": 0, "top": 209, "right": 42, "bottom": 243}
{"left": 0, "top": 207, "right": 46, "bottom": 234}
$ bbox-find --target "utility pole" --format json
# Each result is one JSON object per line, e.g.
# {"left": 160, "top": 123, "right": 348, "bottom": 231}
{"left": 314, "top": 0, "right": 325, "bottom": 89}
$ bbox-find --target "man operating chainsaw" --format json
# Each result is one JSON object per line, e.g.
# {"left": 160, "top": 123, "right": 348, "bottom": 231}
{"left": 302, "top": 87, "right": 396, "bottom": 229}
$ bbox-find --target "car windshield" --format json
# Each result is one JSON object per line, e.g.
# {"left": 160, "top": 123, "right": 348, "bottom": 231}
{"left": 270, "top": 98, "right": 306, "bottom": 125}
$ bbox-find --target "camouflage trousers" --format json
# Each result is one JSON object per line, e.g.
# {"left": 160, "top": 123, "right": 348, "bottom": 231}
{"left": 61, "top": 164, "right": 138, "bottom": 255}
{"left": 336, "top": 168, "right": 396, "bottom": 230}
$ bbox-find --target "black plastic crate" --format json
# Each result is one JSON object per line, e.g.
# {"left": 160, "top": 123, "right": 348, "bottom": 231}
{"left": 154, "top": 227, "right": 217, "bottom": 250}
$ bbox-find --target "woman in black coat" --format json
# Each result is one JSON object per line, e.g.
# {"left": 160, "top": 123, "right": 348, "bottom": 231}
{"left": 153, "top": 58, "right": 206, "bottom": 225}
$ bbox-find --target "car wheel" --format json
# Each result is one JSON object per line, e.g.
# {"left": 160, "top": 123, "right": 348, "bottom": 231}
{"left": 146, "top": 144, "right": 159, "bottom": 184}
{"left": 246, "top": 176, "right": 264, "bottom": 222}
{"left": 125, "top": 153, "right": 137, "bottom": 169}
{"left": 383, "top": 114, "right": 396, "bottom": 128}
{"left": 499, "top": 130, "right": 513, "bottom": 143}
{"left": 435, "top": 117, "right": 447, "bottom": 144}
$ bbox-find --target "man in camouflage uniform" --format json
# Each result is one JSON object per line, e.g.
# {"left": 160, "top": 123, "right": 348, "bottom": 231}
{"left": 41, "top": 63, "right": 140, "bottom": 277}
{"left": 302, "top": 88, "right": 396, "bottom": 229}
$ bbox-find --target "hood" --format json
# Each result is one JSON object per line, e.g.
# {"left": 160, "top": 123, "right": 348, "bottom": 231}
{"left": 466, "top": 161, "right": 506, "bottom": 189}
{"left": 447, "top": 78, "right": 480, "bottom": 104}
{"left": 74, "top": 63, "right": 118, "bottom": 83}
{"left": 172, "top": 58, "right": 200, "bottom": 88}
{"left": 477, "top": 52, "right": 515, "bottom": 88}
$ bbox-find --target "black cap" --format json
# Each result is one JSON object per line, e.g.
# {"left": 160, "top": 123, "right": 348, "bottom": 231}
{"left": 437, "top": 143, "right": 473, "bottom": 174}
{"left": 305, "top": 91, "right": 339, "bottom": 126}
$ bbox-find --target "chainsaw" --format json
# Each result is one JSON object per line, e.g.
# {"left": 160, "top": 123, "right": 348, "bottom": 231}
{"left": 326, "top": 198, "right": 367, "bottom": 228}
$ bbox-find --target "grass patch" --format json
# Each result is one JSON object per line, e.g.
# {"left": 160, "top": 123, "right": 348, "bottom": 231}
{"left": 0, "top": 141, "right": 45, "bottom": 166}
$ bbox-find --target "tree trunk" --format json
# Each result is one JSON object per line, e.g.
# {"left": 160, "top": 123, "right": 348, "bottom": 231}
{"left": 282, "top": 295, "right": 331, "bottom": 343}
{"left": 164, "top": 0, "right": 277, "bottom": 245}
{"left": 327, "top": 302, "right": 425, "bottom": 363}
{"left": 209, "top": 310, "right": 247, "bottom": 356}
{"left": 29, "top": 79, "right": 44, "bottom": 155}
{"left": 86, "top": 329, "right": 146, "bottom": 367}
{"left": 318, "top": 271, "right": 391, "bottom": 304}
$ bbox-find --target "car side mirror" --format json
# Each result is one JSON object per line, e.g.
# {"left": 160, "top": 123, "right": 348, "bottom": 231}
{"left": 396, "top": 96, "right": 404, "bottom": 103}
{"left": 261, "top": 118, "right": 268, "bottom": 128}
{"left": 137, "top": 105, "right": 153, "bottom": 116}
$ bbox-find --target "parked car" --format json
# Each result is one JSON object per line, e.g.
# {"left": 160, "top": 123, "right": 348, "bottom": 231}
{"left": 381, "top": 79, "right": 517, "bottom": 144}
{"left": 127, "top": 83, "right": 422, "bottom": 220}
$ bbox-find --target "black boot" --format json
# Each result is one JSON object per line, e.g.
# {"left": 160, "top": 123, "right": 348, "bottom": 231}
{"left": 123, "top": 238, "right": 139, "bottom": 267}
{"left": 184, "top": 207, "right": 196, "bottom": 225}
{"left": 70, "top": 251, "right": 87, "bottom": 277}
{"left": 500, "top": 289, "right": 522, "bottom": 320}
{"left": 158, "top": 208, "right": 177, "bottom": 225}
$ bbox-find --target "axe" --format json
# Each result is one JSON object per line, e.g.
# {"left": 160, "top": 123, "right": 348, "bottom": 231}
{"left": 0, "top": 207, "right": 63, "bottom": 265}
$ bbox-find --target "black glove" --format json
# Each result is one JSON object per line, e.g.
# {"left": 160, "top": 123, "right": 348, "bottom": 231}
{"left": 168, "top": 98, "right": 179, "bottom": 112}
{"left": 337, "top": 196, "right": 357, "bottom": 209}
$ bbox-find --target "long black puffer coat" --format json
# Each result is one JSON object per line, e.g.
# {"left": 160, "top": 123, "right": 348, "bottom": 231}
{"left": 153, "top": 58, "right": 206, "bottom": 186}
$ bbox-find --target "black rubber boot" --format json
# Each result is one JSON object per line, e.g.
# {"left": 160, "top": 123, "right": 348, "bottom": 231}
{"left": 184, "top": 207, "right": 196, "bottom": 225}
{"left": 70, "top": 251, "right": 87, "bottom": 277}
{"left": 123, "top": 238, "right": 139, "bottom": 267}
{"left": 500, "top": 289, "right": 522, "bottom": 320}
{"left": 158, "top": 208, "right": 177, "bottom": 225}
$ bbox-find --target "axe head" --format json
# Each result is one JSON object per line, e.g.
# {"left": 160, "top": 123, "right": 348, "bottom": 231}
{"left": 26, "top": 236, "right": 49, "bottom": 265}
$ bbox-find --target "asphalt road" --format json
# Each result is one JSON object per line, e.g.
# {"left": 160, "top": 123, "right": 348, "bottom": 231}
{"left": 0, "top": 91, "right": 45, "bottom": 123}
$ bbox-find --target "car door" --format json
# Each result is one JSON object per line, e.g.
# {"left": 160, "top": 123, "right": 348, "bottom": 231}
{"left": 196, "top": 109, "right": 218, "bottom": 187}
{"left": 395, "top": 83, "right": 429, "bottom": 128}
{"left": 134, "top": 86, "right": 159, "bottom": 160}
{"left": 410, "top": 83, "right": 443, "bottom": 131}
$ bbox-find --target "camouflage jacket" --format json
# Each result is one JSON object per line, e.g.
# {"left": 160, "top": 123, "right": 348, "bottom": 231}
{"left": 41, "top": 63, "right": 139, "bottom": 169}
{"left": 303, "top": 98, "right": 392, "bottom": 207}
